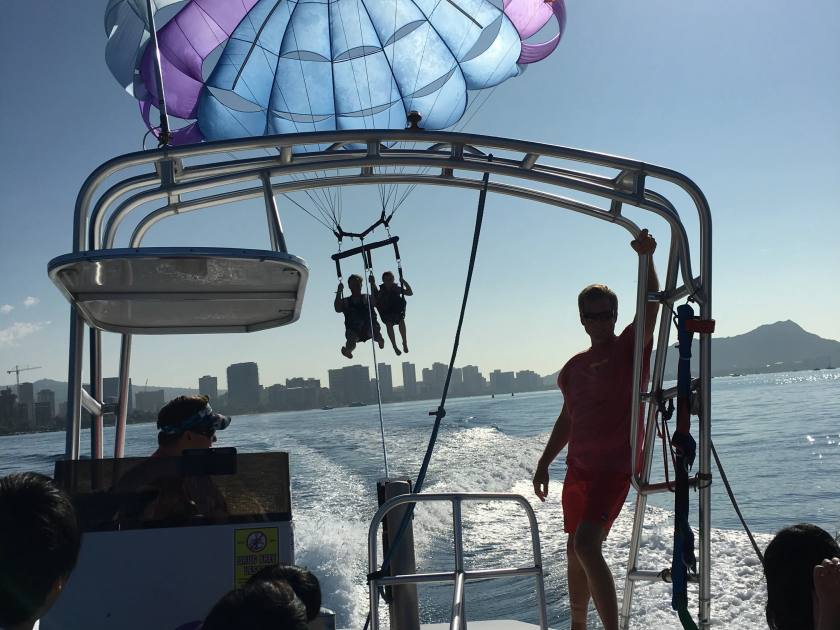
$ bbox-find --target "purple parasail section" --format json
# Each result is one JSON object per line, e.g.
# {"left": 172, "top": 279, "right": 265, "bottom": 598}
{"left": 504, "top": 0, "right": 566, "bottom": 65}
{"left": 139, "top": 0, "right": 259, "bottom": 143}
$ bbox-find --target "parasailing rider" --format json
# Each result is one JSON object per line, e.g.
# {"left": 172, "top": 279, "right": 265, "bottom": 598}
{"left": 335, "top": 274, "right": 385, "bottom": 359}
{"left": 373, "top": 271, "right": 413, "bottom": 356}
{"left": 532, "top": 229, "right": 659, "bottom": 630}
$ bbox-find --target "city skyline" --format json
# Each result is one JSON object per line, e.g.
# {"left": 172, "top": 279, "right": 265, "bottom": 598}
{"left": 0, "top": 357, "right": 551, "bottom": 434}
{"left": 1, "top": 2, "right": 838, "bottom": 389}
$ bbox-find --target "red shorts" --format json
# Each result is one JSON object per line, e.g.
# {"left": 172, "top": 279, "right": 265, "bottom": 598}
{"left": 561, "top": 465, "right": 631, "bottom": 535}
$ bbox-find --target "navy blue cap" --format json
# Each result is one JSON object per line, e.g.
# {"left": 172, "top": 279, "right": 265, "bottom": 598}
{"left": 157, "top": 403, "right": 231, "bottom": 435}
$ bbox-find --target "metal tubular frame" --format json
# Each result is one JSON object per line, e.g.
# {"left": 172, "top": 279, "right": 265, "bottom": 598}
{"left": 59, "top": 129, "right": 713, "bottom": 626}
{"left": 368, "top": 493, "right": 548, "bottom": 630}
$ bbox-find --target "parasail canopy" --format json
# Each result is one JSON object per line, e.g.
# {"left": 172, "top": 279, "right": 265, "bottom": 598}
{"left": 106, "top": 0, "right": 566, "bottom": 145}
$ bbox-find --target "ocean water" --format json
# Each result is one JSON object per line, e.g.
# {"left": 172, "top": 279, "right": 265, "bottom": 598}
{"left": 1, "top": 370, "right": 839, "bottom": 629}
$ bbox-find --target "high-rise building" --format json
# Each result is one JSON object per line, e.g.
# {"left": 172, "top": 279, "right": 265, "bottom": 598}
{"left": 329, "top": 365, "right": 370, "bottom": 405}
{"left": 17, "top": 382, "right": 34, "bottom": 421}
{"left": 432, "top": 363, "right": 448, "bottom": 389}
{"left": 102, "top": 377, "right": 133, "bottom": 413}
{"left": 36, "top": 389, "right": 56, "bottom": 417}
{"left": 461, "top": 365, "right": 485, "bottom": 396}
{"left": 421, "top": 367, "right": 433, "bottom": 390}
{"left": 135, "top": 389, "right": 165, "bottom": 412}
{"left": 328, "top": 369, "right": 345, "bottom": 404}
{"left": 449, "top": 367, "right": 463, "bottom": 396}
{"left": 227, "top": 362, "right": 260, "bottom": 409}
{"left": 17, "top": 382, "right": 34, "bottom": 405}
{"left": 376, "top": 363, "right": 393, "bottom": 399}
{"left": 199, "top": 375, "right": 219, "bottom": 401}
{"left": 515, "top": 370, "right": 543, "bottom": 392}
{"left": 490, "top": 370, "right": 515, "bottom": 394}
{"left": 266, "top": 384, "right": 286, "bottom": 410}
{"left": 0, "top": 388, "right": 17, "bottom": 429}
{"left": 402, "top": 362, "right": 417, "bottom": 398}
{"left": 34, "top": 402, "right": 53, "bottom": 426}
{"left": 103, "top": 377, "right": 119, "bottom": 403}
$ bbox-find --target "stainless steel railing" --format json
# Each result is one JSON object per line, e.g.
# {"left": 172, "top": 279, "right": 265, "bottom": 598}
{"left": 367, "top": 492, "right": 548, "bottom": 630}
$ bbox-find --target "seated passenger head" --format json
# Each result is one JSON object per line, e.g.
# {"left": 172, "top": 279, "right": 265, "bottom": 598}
{"left": 577, "top": 284, "right": 618, "bottom": 341}
{"left": 156, "top": 395, "right": 230, "bottom": 456}
{"left": 202, "top": 580, "right": 308, "bottom": 630}
{"left": 764, "top": 523, "right": 840, "bottom": 630}
{"left": 0, "top": 473, "right": 81, "bottom": 629}
{"left": 248, "top": 564, "right": 322, "bottom": 621}
{"left": 381, "top": 271, "right": 395, "bottom": 285}
{"left": 347, "top": 274, "right": 363, "bottom": 293}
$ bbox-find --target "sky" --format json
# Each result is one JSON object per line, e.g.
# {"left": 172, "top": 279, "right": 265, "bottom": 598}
{"left": 1, "top": 0, "right": 839, "bottom": 393}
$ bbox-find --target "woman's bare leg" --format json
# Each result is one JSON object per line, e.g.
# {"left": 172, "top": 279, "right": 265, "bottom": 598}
{"left": 399, "top": 319, "right": 408, "bottom": 353}
{"left": 386, "top": 324, "right": 401, "bottom": 355}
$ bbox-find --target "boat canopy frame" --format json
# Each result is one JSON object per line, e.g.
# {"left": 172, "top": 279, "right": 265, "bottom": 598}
{"left": 54, "top": 129, "right": 713, "bottom": 630}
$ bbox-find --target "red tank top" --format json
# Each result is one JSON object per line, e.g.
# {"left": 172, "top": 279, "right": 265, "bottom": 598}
{"left": 557, "top": 324, "right": 652, "bottom": 475}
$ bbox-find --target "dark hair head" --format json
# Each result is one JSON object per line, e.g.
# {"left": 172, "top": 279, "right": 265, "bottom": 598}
{"left": 0, "top": 473, "right": 81, "bottom": 627}
{"left": 764, "top": 523, "right": 840, "bottom": 630}
{"left": 578, "top": 284, "right": 618, "bottom": 314}
{"left": 248, "top": 564, "right": 321, "bottom": 621}
{"left": 347, "top": 274, "right": 363, "bottom": 287}
{"left": 202, "top": 580, "right": 308, "bottom": 630}
{"left": 382, "top": 271, "right": 395, "bottom": 282}
{"left": 157, "top": 395, "right": 209, "bottom": 445}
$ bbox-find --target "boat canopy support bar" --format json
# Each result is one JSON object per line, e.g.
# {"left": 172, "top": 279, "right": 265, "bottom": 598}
{"left": 60, "top": 130, "right": 713, "bottom": 628}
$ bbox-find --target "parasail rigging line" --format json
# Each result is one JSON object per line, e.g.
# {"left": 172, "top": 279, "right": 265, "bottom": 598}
{"left": 359, "top": 242, "right": 390, "bottom": 478}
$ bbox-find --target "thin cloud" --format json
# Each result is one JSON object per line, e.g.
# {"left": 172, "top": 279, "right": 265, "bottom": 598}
{"left": 23, "top": 296, "right": 40, "bottom": 308}
{"left": 0, "top": 304, "right": 12, "bottom": 314}
{"left": 0, "top": 321, "right": 50, "bottom": 347}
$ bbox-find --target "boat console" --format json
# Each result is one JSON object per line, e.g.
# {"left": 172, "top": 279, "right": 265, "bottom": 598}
{"left": 42, "top": 450, "right": 295, "bottom": 629}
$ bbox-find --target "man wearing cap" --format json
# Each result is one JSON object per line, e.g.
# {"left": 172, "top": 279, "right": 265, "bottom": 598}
{"left": 153, "top": 395, "right": 231, "bottom": 457}
{"left": 115, "top": 395, "right": 231, "bottom": 525}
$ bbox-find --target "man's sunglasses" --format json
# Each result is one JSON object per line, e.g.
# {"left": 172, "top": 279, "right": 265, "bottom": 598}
{"left": 582, "top": 310, "right": 616, "bottom": 322}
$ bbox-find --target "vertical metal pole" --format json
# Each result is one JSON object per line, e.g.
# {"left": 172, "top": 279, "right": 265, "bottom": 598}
{"left": 261, "top": 173, "right": 288, "bottom": 253}
{"left": 698, "top": 233, "right": 713, "bottom": 629}
{"left": 450, "top": 572, "right": 466, "bottom": 630}
{"left": 65, "top": 309, "right": 85, "bottom": 460}
{"left": 369, "top": 525, "right": 381, "bottom": 630}
{"left": 451, "top": 498, "right": 466, "bottom": 630}
{"left": 522, "top": 499, "right": 549, "bottom": 630}
{"left": 629, "top": 245, "right": 649, "bottom": 486}
{"left": 144, "top": 0, "right": 172, "bottom": 144}
{"left": 620, "top": 237, "right": 680, "bottom": 629}
{"left": 378, "top": 480, "right": 420, "bottom": 630}
{"left": 113, "top": 334, "right": 132, "bottom": 458}
{"left": 89, "top": 328, "right": 104, "bottom": 459}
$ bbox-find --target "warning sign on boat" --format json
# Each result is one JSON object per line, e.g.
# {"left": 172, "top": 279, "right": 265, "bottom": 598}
{"left": 234, "top": 527, "right": 280, "bottom": 588}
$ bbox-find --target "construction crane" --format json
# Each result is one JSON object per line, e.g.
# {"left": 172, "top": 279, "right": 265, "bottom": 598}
{"left": 6, "top": 365, "right": 41, "bottom": 388}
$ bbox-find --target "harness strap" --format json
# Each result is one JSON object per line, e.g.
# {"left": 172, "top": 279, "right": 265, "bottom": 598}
{"left": 671, "top": 304, "right": 699, "bottom": 630}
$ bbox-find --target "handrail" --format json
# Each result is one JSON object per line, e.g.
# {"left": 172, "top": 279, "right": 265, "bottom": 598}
{"left": 367, "top": 492, "right": 548, "bottom": 630}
